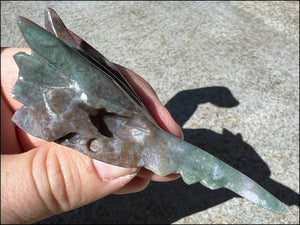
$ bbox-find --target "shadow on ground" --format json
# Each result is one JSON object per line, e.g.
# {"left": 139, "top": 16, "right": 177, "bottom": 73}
{"left": 36, "top": 86, "right": 299, "bottom": 224}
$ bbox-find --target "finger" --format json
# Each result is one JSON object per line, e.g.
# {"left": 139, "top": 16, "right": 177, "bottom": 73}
{"left": 116, "top": 65, "right": 184, "bottom": 139}
{"left": 1, "top": 142, "right": 137, "bottom": 224}
{"left": 113, "top": 176, "right": 150, "bottom": 195}
{"left": 1, "top": 96, "right": 22, "bottom": 154}
{"left": 112, "top": 167, "right": 181, "bottom": 195}
{"left": 136, "top": 167, "right": 181, "bottom": 182}
{"left": 16, "top": 129, "right": 50, "bottom": 152}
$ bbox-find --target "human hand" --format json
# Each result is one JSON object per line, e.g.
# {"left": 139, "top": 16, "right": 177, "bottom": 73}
{"left": 1, "top": 48, "right": 183, "bottom": 224}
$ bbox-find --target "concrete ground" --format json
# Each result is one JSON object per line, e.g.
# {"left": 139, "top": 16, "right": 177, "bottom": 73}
{"left": 1, "top": 1, "right": 299, "bottom": 224}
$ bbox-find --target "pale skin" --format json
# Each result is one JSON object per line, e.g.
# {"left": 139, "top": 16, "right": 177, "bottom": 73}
{"left": 1, "top": 48, "right": 184, "bottom": 224}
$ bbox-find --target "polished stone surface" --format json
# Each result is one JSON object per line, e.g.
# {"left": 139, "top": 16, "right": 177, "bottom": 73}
{"left": 13, "top": 9, "right": 286, "bottom": 213}
{"left": 1, "top": 1, "right": 299, "bottom": 224}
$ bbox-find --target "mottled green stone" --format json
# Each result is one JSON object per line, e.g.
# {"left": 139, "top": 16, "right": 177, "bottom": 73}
{"left": 12, "top": 8, "right": 286, "bottom": 214}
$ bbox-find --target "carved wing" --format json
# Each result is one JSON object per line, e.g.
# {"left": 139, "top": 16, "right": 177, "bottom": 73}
{"left": 12, "top": 8, "right": 287, "bottom": 214}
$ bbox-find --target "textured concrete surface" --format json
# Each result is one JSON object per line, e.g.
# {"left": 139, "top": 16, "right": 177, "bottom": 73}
{"left": 1, "top": 1, "right": 299, "bottom": 224}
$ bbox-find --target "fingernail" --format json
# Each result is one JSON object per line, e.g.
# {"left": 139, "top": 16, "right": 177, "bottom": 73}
{"left": 93, "top": 159, "right": 137, "bottom": 181}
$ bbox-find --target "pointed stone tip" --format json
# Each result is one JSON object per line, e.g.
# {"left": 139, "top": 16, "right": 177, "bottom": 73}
{"left": 258, "top": 192, "right": 287, "bottom": 214}
{"left": 44, "top": 7, "right": 58, "bottom": 18}
{"left": 44, "top": 7, "right": 53, "bottom": 15}
{"left": 17, "top": 16, "right": 32, "bottom": 33}
{"left": 17, "top": 16, "right": 36, "bottom": 29}
{"left": 17, "top": 16, "right": 27, "bottom": 25}
{"left": 275, "top": 202, "right": 287, "bottom": 214}
{"left": 44, "top": 7, "right": 62, "bottom": 35}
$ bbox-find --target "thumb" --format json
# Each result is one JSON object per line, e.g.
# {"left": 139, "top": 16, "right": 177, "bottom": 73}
{"left": 1, "top": 142, "right": 137, "bottom": 224}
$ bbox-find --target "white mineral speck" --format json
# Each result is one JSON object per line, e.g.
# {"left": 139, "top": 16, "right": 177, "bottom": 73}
{"left": 80, "top": 92, "right": 88, "bottom": 101}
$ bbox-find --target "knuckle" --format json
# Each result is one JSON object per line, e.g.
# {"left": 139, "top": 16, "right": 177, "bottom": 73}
{"left": 32, "top": 144, "right": 82, "bottom": 212}
{"left": 45, "top": 146, "right": 71, "bottom": 211}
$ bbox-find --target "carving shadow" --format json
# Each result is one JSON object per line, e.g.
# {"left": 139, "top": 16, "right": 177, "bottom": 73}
{"left": 36, "top": 86, "right": 299, "bottom": 224}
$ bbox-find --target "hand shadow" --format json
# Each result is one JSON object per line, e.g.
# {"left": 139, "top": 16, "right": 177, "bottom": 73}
{"left": 35, "top": 86, "right": 299, "bottom": 224}
{"left": 165, "top": 86, "right": 299, "bottom": 208}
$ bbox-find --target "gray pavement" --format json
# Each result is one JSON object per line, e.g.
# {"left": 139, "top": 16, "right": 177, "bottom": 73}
{"left": 1, "top": 1, "right": 299, "bottom": 224}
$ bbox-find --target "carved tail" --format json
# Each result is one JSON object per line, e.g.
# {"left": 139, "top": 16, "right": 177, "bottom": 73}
{"left": 148, "top": 129, "right": 287, "bottom": 214}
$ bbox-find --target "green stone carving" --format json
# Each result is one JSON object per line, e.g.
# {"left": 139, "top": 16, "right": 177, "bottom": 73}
{"left": 12, "top": 8, "right": 286, "bottom": 214}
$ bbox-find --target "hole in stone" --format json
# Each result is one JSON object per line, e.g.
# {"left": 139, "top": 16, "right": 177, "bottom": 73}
{"left": 79, "top": 104, "right": 125, "bottom": 138}
{"left": 88, "top": 108, "right": 113, "bottom": 138}
{"left": 54, "top": 132, "right": 79, "bottom": 144}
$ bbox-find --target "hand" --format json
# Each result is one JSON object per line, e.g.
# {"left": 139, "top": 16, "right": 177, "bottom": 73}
{"left": 1, "top": 48, "right": 183, "bottom": 224}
